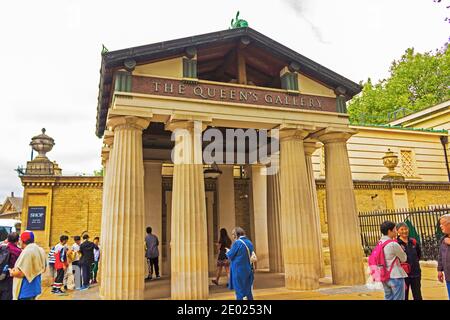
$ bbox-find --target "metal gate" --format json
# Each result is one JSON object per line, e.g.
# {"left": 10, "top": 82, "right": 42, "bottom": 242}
{"left": 358, "top": 205, "right": 449, "bottom": 260}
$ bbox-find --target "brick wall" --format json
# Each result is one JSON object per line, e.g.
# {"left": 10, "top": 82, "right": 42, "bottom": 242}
{"left": 50, "top": 186, "right": 102, "bottom": 247}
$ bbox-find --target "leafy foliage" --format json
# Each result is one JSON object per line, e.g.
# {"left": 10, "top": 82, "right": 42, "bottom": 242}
{"left": 93, "top": 167, "right": 104, "bottom": 176}
{"left": 348, "top": 47, "right": 450, "bottom": 124}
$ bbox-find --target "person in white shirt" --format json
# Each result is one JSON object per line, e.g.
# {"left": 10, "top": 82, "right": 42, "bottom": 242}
{"left": 91, "top": 237, "right": 100, "bottom": 284}
{"left": 71, "top": 236, "right": 82, "bottom": 290}
{"left": 379, "top": 221, "right": 408, "bottom": 300}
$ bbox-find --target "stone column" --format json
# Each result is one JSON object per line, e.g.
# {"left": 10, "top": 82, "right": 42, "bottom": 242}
{"left": 206, "top": 192, "right": 215, "bottom": 274}
{"left": 217, "top": 165, "right": 236, "bottom": 235}
{"left": 100, "top": 115, "right": 150, "bottom": 300}
{"left": 166, "top": 120, "right": 209, "bottom": 300}
{"left": 100, "top": 130, "right": 114, "bottom": 298}
{"left": 267, "top": 170, "right": 284, "bottom": 273}
{"left": 316, "top": 128, "right": 365, "bottom": 285}
{"left": 99, "top": 146, "right": 111, "bottom": 298}
{"left": 303, "top": 141, "right": 325, "bottom": 278}
{"left": 279, "top": 127, "right": 320, "bottom": 290}
{"left": 144, "top": 162, "right": 163, "bottom": 275}
{"left": 251, "top": 164, "right": 269, "bottom": 270}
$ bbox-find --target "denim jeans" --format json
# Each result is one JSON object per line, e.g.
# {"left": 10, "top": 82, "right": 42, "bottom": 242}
{"left": 80, "top": 263, "right": 91, "bottom": 287}
{"left": 382, "top": 278, "right": 405, "bottom": 300}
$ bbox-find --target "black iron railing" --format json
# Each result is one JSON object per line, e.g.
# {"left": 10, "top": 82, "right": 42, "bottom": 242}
{"left": 358, "top": 206, "right": 448, "bottom": 260}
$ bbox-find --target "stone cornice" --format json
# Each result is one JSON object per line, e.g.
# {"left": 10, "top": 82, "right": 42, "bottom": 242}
{"left": 21, "top": 176, "right": 103, "bottom": 188}
{"left": 316, "top": 179, "right": 450, "bottom": 190}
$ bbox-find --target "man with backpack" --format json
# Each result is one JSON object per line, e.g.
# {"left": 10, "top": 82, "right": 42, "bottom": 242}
{"left": 369, "top": 221, "right": 408, "bottom": 300}
{"left": 51, "top": 235, "right": 69, "bottom": 295}
{"left": 0, "top": 232, "right": 22, "bottom": 300}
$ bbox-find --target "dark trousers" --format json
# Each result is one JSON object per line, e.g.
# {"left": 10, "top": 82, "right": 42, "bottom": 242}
{"left": 81, "top": 263, "right": 92, "bottom": 287}
{"left": 405, "top": 277, "right": 422, "bottom": 300}
{"left": 0, "top": 278, "right": 13, "bottom": 300}
{"left": 147, "top": 257, "right": 159, "bottom": 277}
{"left": 53, "top": 268, "right": 65, "bottom": 289}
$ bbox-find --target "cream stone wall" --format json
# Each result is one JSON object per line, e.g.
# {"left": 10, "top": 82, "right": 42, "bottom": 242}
{"left": 133, "top": 57, "right": 183, "bottom": 78}
{"left": 409, "top": 114, "right": 449, "bottom": 131}
{"left": 298, "top": 73, "right": 336, "bottom": 98}
{"left": 311, "top": 126, "right": 449, "bottom": 182}
{"left": 316, "top": 181, "right": 450, "bottom": 233}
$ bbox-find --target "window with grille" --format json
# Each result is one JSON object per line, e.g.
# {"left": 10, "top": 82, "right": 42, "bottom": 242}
{"left": 400, "top": 150, "right": 417, "bottom": 178}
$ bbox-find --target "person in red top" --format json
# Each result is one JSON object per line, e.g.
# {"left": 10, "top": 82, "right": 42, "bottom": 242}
{"left": 51, "top": 235, "right": 69, "bottom": 295}
{"left": 0, "top": 232, "right": 22, "bottom": 300}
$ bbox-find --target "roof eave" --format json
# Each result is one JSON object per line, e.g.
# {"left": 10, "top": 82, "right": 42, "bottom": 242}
{"left": 95, "top": 27, "right": 362, "bottom": 137}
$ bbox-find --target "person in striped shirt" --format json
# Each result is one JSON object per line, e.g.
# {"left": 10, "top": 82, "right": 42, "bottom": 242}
{"left": 47, "top": 246, "right": 56, "bottom": 285}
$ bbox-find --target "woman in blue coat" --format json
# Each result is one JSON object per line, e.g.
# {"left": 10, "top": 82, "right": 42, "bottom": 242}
{"left": 226, "top": 227, "right": 254, "bottom": 300}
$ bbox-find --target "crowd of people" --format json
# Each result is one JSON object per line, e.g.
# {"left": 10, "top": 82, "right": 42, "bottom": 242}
{"left": 370, "top": 213, "right": 450, "bottom": 300}
{"left": 0, "top": 215, "right": 448, "bottom": 300}
{"left": 0, "top": 231, "right": 46, "bottom": 300}
{"left": 0, "top": 230, "right": 101, "bottom": 300}
{"left": 48, "top": 234, "right": 100, "bottom": 295}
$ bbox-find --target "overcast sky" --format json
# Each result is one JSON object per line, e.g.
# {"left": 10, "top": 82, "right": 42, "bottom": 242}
{"left": 0, "top": 0, "right": 448, "bottom": 201}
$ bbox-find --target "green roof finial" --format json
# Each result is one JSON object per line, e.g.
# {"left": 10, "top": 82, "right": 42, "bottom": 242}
{"left": 230, "top": 11, "right": 248, "bottom": 29}
{"left": 101, "top": 44, "right": 109, "bottom": 55}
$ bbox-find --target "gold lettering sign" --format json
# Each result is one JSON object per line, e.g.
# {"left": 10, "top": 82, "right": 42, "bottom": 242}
{"left": 131, "top": 76, "right": 336, "bottom": 112}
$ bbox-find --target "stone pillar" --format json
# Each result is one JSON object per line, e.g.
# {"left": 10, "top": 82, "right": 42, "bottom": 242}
{"left": 279, "top": 127, "right": 320, "bottom": 290}
{"left": 206, "top": 192, "right": 215, "bottom": 274}
{"left": 251, "top": 165, "right": 269, "bottom": 270}
{"left": 166, "top": 120, "right": 209, "bottom": 300}
{"left": 163, "top": 191, "right": 172, "bottom": 276}
{"left": 267, "top": 171, "right": 284, "bottom": 273}
{"left": 316, "top": 128, "right": 365, "bottom": 285}
{"left": 304, "top": 141, "right": 325, "bottom": 278}
{"left": 99, "top": 150, "right": 111, "bottom": 298}
{"left": 217, "top": 165, "right": 236, "bottom": 235}
{"left": 100, "top": 130, "right": 114, "bottom": 298}
{"left": 144, "top": 162, "right": 163, "bottom": 275}
{"left": 100, "top": 115, "right": 150, "bottom": 300}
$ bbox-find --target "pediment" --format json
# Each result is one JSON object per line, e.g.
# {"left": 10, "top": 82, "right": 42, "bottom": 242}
{"left": 96, "top": 27, "right": 361, "bottom": 137}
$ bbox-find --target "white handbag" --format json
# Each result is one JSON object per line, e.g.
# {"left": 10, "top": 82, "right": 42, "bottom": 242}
{"left": 238, "top": 239, "right": 257, "bottom": 265}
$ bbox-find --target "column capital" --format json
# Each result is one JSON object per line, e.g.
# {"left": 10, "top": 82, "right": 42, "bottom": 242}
{"left": 103, "top": 130, "right": 114, "bottom": 147}
{"left": 310, "top": 127, "right": 358, "bottom": 144}
{"left": 303, "top": 141, "right": 322, "bottom": 156}
{"left": 165, "top": 115, "right": 211, "bottom": 132}
{"left": 107, "top": 115, "right": 151, "bottom": 132}
{"left": 101, "top": 146, "right": 110, "bottom": 162}
{"left": 278, "top": 123, "right": 316, "bottom": 141}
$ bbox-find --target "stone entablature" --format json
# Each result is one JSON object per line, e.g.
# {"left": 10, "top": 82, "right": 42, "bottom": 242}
{"left": 129, "top": 75, "right": 336, "bottom": 112}
{"left": 21, "top": 176, "right": 103, "bottom": 188}
{"left": 316, "top": 179, "right": 450, "bottom": 190}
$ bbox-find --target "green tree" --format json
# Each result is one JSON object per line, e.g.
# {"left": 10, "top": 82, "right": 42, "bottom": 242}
{"left": 94, "top": 167, "right": 104, "bottom": 176}
{"left": 348, "top": 47, "right": 450, "bottom": 124}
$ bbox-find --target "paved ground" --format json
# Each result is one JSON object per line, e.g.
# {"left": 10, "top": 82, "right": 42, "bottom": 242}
{"left": 38, "top": 263, "right": 448, "bottom": 300}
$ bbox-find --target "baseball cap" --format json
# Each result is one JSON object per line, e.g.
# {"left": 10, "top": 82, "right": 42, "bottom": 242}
{"left": 20, "top": 230, "right": 35, "bottom": 244}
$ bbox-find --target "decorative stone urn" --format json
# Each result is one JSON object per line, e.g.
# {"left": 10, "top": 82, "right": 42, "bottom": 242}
{"left": 382, "top": 149, "right": 404, "bottom": 181}
{"left": 30, "top": 128, "right": 55, "bottom": 159}
{"left": 25, "top": 128, "right": 62, "bottom": 176}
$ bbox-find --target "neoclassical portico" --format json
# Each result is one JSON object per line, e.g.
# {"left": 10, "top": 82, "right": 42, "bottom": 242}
{"left": 95, "top": 27, "right": 365, "bottom": 299}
